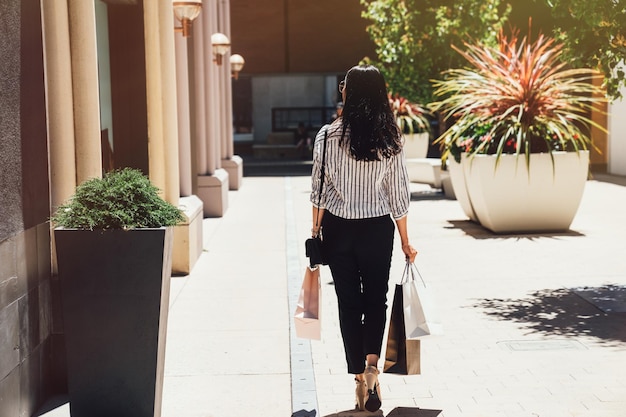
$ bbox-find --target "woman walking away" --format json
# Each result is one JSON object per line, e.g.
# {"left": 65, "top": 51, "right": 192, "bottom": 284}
{"left": 310, "top": 65, "right": 418, "bottom": 412}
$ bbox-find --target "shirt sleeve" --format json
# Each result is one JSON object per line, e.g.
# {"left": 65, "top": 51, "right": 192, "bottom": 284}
{"left": 310, "top": 125, "right": 329, "bottom": 208}
{"left": 383, "top": 149, "right": 411, "bottom": 219}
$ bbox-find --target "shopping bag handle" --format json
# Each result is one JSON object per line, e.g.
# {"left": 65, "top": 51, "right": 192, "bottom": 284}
{"left": 401, "top": 261, "right": 427, "bottom": 287}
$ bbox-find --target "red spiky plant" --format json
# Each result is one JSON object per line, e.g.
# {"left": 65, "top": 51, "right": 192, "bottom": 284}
{"left": 432, "top": 23, "right": 606, "bottom": 166}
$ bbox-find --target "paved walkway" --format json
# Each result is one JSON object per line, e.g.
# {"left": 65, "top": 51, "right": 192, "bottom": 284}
{"left": 40, "top": 174, "right": 626, "bottom": 417}
{"left": 164, "top": 173, "right": 626, "bottom": 417}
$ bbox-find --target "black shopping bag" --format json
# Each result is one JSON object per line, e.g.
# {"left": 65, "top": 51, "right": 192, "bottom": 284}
{"left": 383, "top": 284, "right": 421, "bottom": 375}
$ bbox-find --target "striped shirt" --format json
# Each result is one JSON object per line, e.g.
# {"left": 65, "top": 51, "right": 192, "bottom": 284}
{"left": 310, "top": 122, "right": 411, "bottom": 220}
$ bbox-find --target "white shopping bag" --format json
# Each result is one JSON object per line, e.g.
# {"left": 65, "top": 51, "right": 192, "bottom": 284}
{"left": 402, "top": 262, "right": 444, "bottom": 338}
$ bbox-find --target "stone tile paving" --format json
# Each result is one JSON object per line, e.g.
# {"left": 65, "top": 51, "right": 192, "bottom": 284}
{"left": 36, "top": 176, "right": 626, "bottom": 417}
{"left": 163, "top": 177, "right": 293, "bottom": 417}
{"left": 289, "top": 176, "right": 626, "bottom": 417}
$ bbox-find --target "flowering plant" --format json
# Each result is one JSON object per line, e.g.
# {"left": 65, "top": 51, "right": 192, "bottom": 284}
{"left": 431, "top": 25, "right": 606, "bottom": 167}
{"left": 447, "top": 123, "right": 498, "bottom": 163}
{"left": 388, "top": 93, "right": 430, "bottom": 134}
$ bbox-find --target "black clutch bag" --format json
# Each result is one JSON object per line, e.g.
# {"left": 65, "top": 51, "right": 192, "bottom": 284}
{"left": 305, "top": 236, "right": 327, "bottom": 267}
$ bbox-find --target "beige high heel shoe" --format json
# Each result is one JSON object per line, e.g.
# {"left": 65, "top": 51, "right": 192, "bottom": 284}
{"left": 364, "top": 365, "right": 382, "bottom": 412}
{"left": 354, "top": 377, "right": 367, "bottom": 411}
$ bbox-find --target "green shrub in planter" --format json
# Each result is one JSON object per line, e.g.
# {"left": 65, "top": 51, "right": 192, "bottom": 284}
{"left": 51, "top": 168, "right": 183, "bottom": 229}
{"left": 51, "top": 168, "right": 184, "bottom": 417}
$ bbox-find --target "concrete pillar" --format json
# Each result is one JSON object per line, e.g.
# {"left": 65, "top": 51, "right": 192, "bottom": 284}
{"left": 143, "top": 0, "right": 167, "bottom": 196}
{"left": 218, "top": 0, "right": 243, "bottom": 190}
{"left": 192, "top": 13, "right": 208, "bottom": 174}
{"left": 41, "top": 0, "right": 77, "bottom": 209}
{"left": 68, "top": 0, "right": 102, "bottom": 183}
{"left": 205, "top": 0, "right": 220, "bottom": 174}
{"left": 174, "top": 29, "right": 193, "bottom": 197}
{"left": 196, "top": 0, "right": 229, "bottom": 217}
{"left": 159, "top": 0, "right": 181, "bottom": 205}
{"left": 172, "top": 9, "right": 204, "bottom": 274}
{"left": 144, "top": 0, "right": 181, "bottom": 205}
{"left": 218, "top": 0, "right": 232, "bottom": 159}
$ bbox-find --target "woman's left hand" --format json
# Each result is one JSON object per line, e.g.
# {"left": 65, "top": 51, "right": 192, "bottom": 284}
{"left": 402, "top": 243, "right": 418, "bottom": 263}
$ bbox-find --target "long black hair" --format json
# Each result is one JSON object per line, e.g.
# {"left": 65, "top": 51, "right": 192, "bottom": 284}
{"left": 340, "top": 65, "right": 402, "bottom": 161}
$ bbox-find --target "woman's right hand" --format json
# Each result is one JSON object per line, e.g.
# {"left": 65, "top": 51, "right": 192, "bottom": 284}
{"left": 402, "top": 243, "right": 418, "bottom": 263}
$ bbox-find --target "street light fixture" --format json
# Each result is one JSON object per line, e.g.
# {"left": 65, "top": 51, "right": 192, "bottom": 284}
{"left": 230, "top": 54, "right": 245, "bottom": 79}
{"left": 211, "top": 32, "right": 230, "bottom": 65}
{"left": 173, "top": 0, "right": 202, "bottom": 38}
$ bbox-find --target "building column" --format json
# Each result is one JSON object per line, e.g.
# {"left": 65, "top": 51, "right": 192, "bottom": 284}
{"left": 143, "top": 0, "right": 180, "bottom": 205}
{"left": 192, "top": 13, "right": 208, "bottom": 175}
{"left": 174, "top": 31, "right": 193, "bottom": 197}
{"left": 196, "top": 0, "right": 229, "bottom": 217}
{"left": 159, "top": 0, "right": 181, "bottom": 205}
{"left": 207, "top": 0, "right": 222, "bottom": 174}
{"left": 218, "top": 0, "right": 243, "bottom": 190}
{"left": 145, "top": 1, "right": 202, "bottom": 275}
{"left": 68, "top": 0, "right": 102, "bottom": 184}
{"left": 171, "top": 13, "right": 203, "bottom": 275}
{"left": 41, "top": 0, "right": 76, "bottom": 210}
{"left": 143, "top": 0, "right": 167, "bottom": 196}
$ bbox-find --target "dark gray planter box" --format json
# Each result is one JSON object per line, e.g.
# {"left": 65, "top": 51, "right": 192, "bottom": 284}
{"left": 54, "top": 227, "right": 173, "bottom": 417}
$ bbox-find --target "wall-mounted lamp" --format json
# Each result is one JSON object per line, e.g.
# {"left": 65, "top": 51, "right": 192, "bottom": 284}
{"left": 230, "top": 54, "right": 245, "bottom": 79}
{"left": 173, "top": 0, "right": 202, "bottom": 38}
{"left": 211, "top": 33, "right": 230, "bottom": 65}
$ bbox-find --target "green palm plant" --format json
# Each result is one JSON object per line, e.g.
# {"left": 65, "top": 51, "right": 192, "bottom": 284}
{"left": 431, "top": 26, "right": 606, "bottom": 167}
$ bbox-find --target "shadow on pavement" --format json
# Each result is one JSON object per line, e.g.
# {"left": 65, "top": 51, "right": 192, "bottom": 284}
{"left": 410, "top": 190, "right": 448, "bottom": 201}
{"left": 387, "top": 408, "right": 442, "bottom": 416}
{"left": 446, "top": 220, "right": 585, "bottom": 240}
{"left": 317, "top": 407, "right": 441, "bottom": 417}
{"left": 472, "top": 286, "right": 626, "bottom": 345}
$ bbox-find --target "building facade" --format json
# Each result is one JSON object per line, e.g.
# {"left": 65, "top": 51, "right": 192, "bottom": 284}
{"left": 0, "top": 0, "right": 239, "bottom": 414}
{"left": 230, "top": 0, "right": 376, "bottom": 143}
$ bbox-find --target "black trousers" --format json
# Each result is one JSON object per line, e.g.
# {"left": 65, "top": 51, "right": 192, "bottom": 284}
{"left": 322, "top": 211, "right": 395, "bottom": 374}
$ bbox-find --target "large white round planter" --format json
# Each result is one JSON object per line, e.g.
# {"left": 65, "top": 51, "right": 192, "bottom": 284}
{"left": 403, "top": 132, "right": 430, "bottom": 159}
{"left": 447, "top": 155, "right": 478, "bottom": 222}
{"left": 463, "top": 151, "right": 589, "bottom": 233}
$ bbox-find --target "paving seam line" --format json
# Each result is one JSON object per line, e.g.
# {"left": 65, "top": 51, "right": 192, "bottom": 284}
{"left": 285, "top": 176, "right": 320, "bottom": 415}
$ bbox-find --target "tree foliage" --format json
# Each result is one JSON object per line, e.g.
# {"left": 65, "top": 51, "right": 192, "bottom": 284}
{"left": 360, "top": 0, "right": 511, "bottom": 104}
{"left": 541, "top": 0, "right": 626, "bottom": 101}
